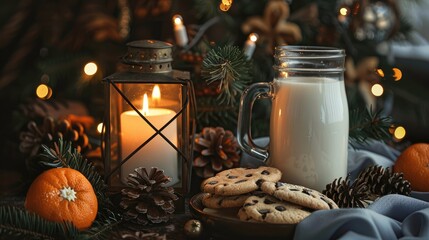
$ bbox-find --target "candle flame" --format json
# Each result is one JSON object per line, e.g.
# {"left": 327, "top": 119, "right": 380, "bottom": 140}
{"left": 249, "top": 33, "right": 258, "bottom": 42}
{"left": 152, "top": 85, "right": 161, "bottom": 100}
{"left": 173, "top": 15, "right": 183, "bottom": 25}
{"left": 142, "top": 93, "right": 149, "bottom": 115}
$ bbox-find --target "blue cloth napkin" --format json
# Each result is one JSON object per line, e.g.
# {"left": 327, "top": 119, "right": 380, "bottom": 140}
{"left": 294, "top": 141, "right": 429, "bottom": 240}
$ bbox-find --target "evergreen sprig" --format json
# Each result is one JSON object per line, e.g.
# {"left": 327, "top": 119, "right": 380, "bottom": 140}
{"left": 349, "top": 107, "right": 392, "bottom": 147}
{"left": 0, "top": 206, "right": 80, "bottom": 240}
{"left": 201, "top": 45, "right": 253, "bottom": 105}
{"left": 81, "top": 208, "right": 121, "bottom": 240}
{"left": 196, "top": 96, "right": 239, "bottom": 132}
{"left": 40, "top": 139, "right": 110, "bottom": 210}
{"left": 0, "top": 138, "right": 121, "bottom": 239}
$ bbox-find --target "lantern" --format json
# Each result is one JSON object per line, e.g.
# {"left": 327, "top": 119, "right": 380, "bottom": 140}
{"left": 102, "top": 40, "right": 196, "bottom": 212}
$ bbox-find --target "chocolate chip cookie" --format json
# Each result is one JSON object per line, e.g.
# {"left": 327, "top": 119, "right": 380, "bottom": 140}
{"left": 201, "top": 166, "right": 282, "bottom": 196}
{"left": 261, "top": 181, "right": 338, "bottom": 210}
{"left": 239, "top": 195, "right": 312, "bottom": 224}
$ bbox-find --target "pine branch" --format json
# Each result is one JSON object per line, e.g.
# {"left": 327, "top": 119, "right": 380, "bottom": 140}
{"left": 0, "top": 206, "right": 80, "bottom": 239}
{"left": 201, "top": 45, "right": 253, "bottom": 105}
{"left": 348, "top": 107, "right": 392, "bottom": 147}
{"left": 196, "top": 96, "right": 238, "bottom": 131}
{"left": 39, "top": 138, "right": 119, "bottom": 225}
{"left": 40, "top": 140, "right": 71, "bottom": 168}
{"left": 0, "top": 139, "right": 122, "bottom": 239}
{"left": 81, "top": 208, "right": 122, "bottom": 240}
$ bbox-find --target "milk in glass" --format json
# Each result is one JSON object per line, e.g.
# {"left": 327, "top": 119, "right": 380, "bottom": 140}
{"left": 269, "top": 77, "right": 349, "bottom": 191}
{"left": 237, "top": 46, "right": 348, "bottom": 192}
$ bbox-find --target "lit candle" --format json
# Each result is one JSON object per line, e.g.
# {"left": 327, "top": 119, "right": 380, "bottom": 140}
{"left": 120, "top": 91, "right": 178, "bottom": 186}
{"left": 243, "top": 33, "right": 258, "bottom": 59}
{"left": 173, "top": 15, "right": 188, "bottom": 47}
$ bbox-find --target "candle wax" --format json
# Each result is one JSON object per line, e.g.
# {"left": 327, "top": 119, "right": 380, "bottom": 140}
{"left": 243, "top": 39, "right": 256, "bottom": 59}
{"left": 174, "top": 24, "right": 188, "bottom": 47}
{"left": 120, "top": 108, "right": 178, "bottom": 186}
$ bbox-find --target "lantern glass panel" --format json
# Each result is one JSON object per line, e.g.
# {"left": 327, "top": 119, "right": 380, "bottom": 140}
{"left": 107, "top": 81, "right": 186, "bottom": 187}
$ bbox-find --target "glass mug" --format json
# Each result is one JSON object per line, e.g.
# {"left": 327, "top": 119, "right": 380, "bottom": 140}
{"left": 238, "top": 46, "right": 349, "bottom": 191}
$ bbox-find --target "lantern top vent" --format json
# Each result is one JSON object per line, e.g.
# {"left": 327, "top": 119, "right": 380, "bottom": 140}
{"left": 122, "top": 40, "right": 173, "bottom": 73}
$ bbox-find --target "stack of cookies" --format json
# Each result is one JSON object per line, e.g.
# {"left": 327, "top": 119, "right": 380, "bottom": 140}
{"left": 200, "top": 166, "right": 338, "bottom": 224}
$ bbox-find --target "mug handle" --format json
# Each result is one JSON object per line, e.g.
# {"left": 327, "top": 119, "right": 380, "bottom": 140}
{"left": 237, "top": 82, "right": 273, "bottom": 163}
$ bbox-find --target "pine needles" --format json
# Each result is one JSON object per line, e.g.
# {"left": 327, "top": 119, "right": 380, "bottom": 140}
{"left": 40, "top": 139, "right": 111, "bottom": 210}
{"left": 0, "top": 206, "right": 80, "bottom": 240}
{"left": 0, "top": 138, "right": 121, "bottom": 239}
{"left": 201, "top": 45, "right": 253, "bottom": 105}
{"left": 349, "top": 107, "right": 392, "bottom": 147}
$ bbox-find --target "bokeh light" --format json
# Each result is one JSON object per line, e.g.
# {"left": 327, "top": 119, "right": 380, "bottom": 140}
{"left": 393, "top": 126, "right": 406, "bottom": 141}
{"left": 339, "top": 7, "right": 348, "bottom": 16}
{"left": 97, "top": 122, "right": 104, "bottom": 134}
{"left": 371, "top": 83, "right": 384, "bottom": 96}
{"left": 219, "top": 3, "right": 231, "bottom": 11}
{"left": 392, "top": 67, "right": 402, "bottom": 81}
{"left": 84, "top": 62, "right": 98, "bottom": 76}
{"left": 36, "top": 84, "right": 52, "bottom": 100}
{"left": 376, "top": 68, "right": 385, "bottom": 77}
{"left": 222, "top": 0, "right": 233, "bottom": 5}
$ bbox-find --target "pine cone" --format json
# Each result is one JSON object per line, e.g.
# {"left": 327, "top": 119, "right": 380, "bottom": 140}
{"left": 356, "top": 165, "right": 412, "bottom": 196}
{"left": 193, "top": 127, "right": 240, "bottom": 178}
{"left": 120, "top": 167, "right": 179, "bottom": 225}
{"left": 323, "top": 165, "right": 412, "bottom": 208}
{"left": 19, "top": 116, "right": 90, "bottom": 157}
{"left": 323, "top": 176, "right": 370, "bottom": 208}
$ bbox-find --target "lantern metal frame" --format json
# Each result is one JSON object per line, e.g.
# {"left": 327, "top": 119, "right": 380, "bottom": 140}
{"left": 102, "top": 40, "right": 196, "bottom": 212}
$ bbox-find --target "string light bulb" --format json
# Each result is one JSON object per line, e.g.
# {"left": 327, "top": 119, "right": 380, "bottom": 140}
{"left": 371, "top": 83, "right": 384, "bottom": 97}
{"left": 172, "top": 15, "right": 188, "bottom": 47}
{"left": 243, "top": 33, "right": 258, "bottom": 59}
{"left": 84, "top": 62, "right": 98, "bottom": 76}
